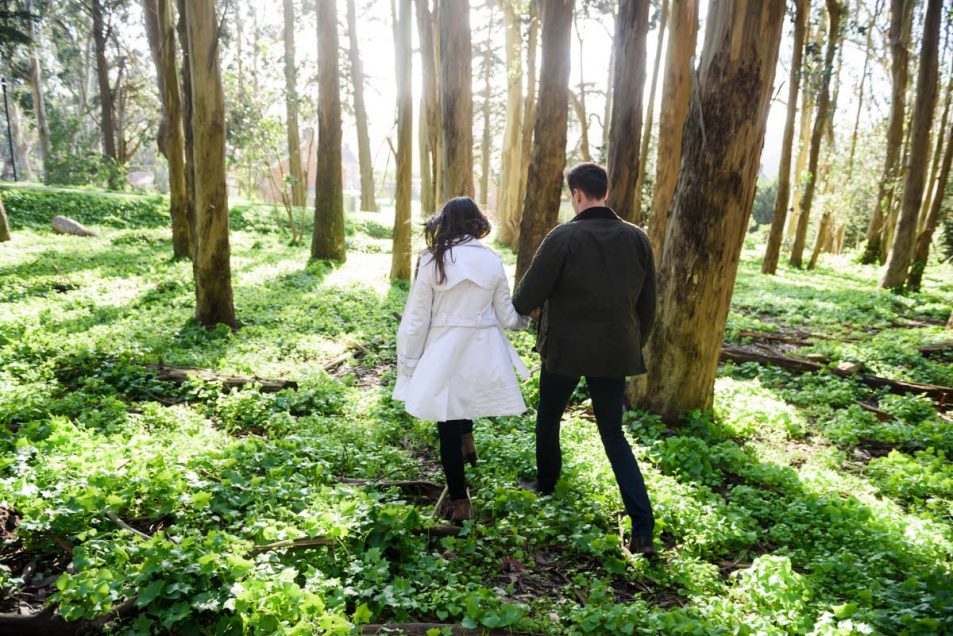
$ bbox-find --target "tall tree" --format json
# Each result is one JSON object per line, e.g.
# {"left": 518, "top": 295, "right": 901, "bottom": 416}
{"left": 415, "top": 0, "right": 440, "bottom": 217}
{"left": 478, "top": 6, "right": 494, "bottom": 207}
{"left": 175, "top": 0, "right": 195, "bottom": 240}
{"left": 632, "top": 0, "right": 669, "bottom": 224}
{"left": 512, "top": 0, "right": 539, "bottom": 250}
{"left": 283, "top": 0, "right": 306, "bottom": 208}
{"left": 0, "top": 196, "right": 8, "bottom": 242}
{"left": 921, "top": 50, "right": 952, "bottom": 227}
{"left": 570, "top": 10, "right": 591, "bottom": 162}
{"left": 761, "top": 0, "right": 808, "bottom": 275}
{"left": 495, "top": 0, "right": 523, "bottom": 245}
{"left": 789, "top": 0, "right": 842, "bottom": 268}
{"left": 881, "top": 0, "right": 941, "bottom": 289}
{"left": 633, "top": 0, "right": 785, "bottom": 421}
{"left": 25, "top": 0, "right": 49, "bottom": 174}
{"left": 605, "top": 0, "right": 649, "bottom": 223}
{"left": 440, "top": 0, "right": 474, "bottom": 199}
{"left": 346, "top": 0, "right": 377, "bottom": 212}
{"left": 514, "top": 0, "right": 572, "bottom": 282}
{"left": 184, "top": 0, "right": 236, "bottom": 329}
{"left": 846, "top": 0, "right": 882, "bottom": 180}
{"left": 861, "top": 0, "right": 913, "bottom": 264}
{"left": 391, "top": 0, "right": 412, "bottom": 279}
{"left": 648, "top": 0, "right": 697, "bottom": 263}
{"left": 143, "top": 0, "right": 190, "bottom": 259}
{"left": 311, "top": 0, "right": 346, "bottom": 261}
{"left": 907, "top": 122, "right": 951, "bottom": 290}
{"left": 91, "top": 0, "right": 117, "bottom": 161}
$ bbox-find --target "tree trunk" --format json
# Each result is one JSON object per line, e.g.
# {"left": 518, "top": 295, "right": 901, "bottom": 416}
{"left": 761, "top": 0, "right": 808, "bottom": 275}
{"left": 184, "top": 0, "right": 236, "bottom": 329}
{"left": 568, "top": 89, "right": 591, "bottom": 161}
{"left": 0, "top": 197, "right": 9, "bottom": 242}
{"left": 807, "top": 210, "right": 833, "bottom": 269}
{"left": 514, "top": 0, "right": 573, "bottom": 282}
{"left": 648, "top": 0, "right": 697, "bottom": 264}
{"left": 144, "top": 0, "right": 191, "bottom": 259}
{"left": 861, "top": 0, "right": 913, "bottom": 264}
{"left": 8, "top": 100, "right": 32, "bottom": 180}
{"left": 312, "top": 0, "right": 346, "bottom": 262}
{"left": 347, "top": 0, "right": 377, "bottom": 212}
{"left": 572, "top": 12, "right": 591, "bottom": 162}
{"left": 415, "top": 0, "right": 440, "bottom": 217}
{"left": 789, "top": 0, "right": 841, "bottom": 268}
{"left": 91, "top": 0, "right": 117, "bottom": 161}
{"left": 440, "top": 0, "right": 474, "bottom": 199}
{"left": 478, "top": 10, "right": 494, "bottom": 208}
{"left": 846, "top": 0, "right": 881, "bottom": 180}
{"left": 495, "top": 0, "right": 523, "bottom": 245}
{"left": 920, "top": 60, "right": 952, "bottom": 230}
{"left": 26, "top": 0, "right": 50, "bottom": 175}
{"left": 176, "top": 0, "right": 196, "bottom": 251}
{"left": 786, "top": 85, "right": 814, "bottom": 240}
{"left": 881, "top": 0, "right": 941, "bottom": 289}
{"left": 391, "top": 0, "right": 413, "bottom": 280}
{"left": 605, "top": 0, "right": 649, "bottom": 224}
{"left": 283, "top": 0, "right": 306, "bottom": 208}
{"left": 632, "top": 0, "right": 668, "bottom": 225}
{"left": 512, "top": 0, "right": 539, "bottom": 251}
{"left": 632, "top": 1, "right": 785, "bottom": 422}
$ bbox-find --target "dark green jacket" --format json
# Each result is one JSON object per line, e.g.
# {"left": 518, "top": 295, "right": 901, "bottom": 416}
{"left": 512, "top": 206, "right": 656, "bottom": 377}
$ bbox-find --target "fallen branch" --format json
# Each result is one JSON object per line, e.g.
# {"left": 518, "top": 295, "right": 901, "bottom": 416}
{"left": 322, "top": 342, "right": 368, "bottom": 372}
{"left": 418, "top": 524, "right": 463, "bottom": 538}
{"left": 736, "top": 330, "right": 813, "bottom": 345}
{"left": 918, "top": 341, "right": 953, "bottom": 358}
{"left": 247, "top": 536, "right": 334, "bottom": 555}
{"left": 856, "top": 402, "right": 893, "bottom": 422}
{"left": 143, "top": 363, "right": 297, "bottom": 393}
{"left": 362, "top": 623, "right": 546, "bottom": 635}
{"left": 0, "top": 596, "right": 138, "bottom": 636}
{"left": 339, "top": 478, "right": 445, "bottom": 501}
{"left": 720, "top": 346, "right": 953, "bottom": 404}
{"left": 106, "top": 512, "right": 151, "bottom": 540}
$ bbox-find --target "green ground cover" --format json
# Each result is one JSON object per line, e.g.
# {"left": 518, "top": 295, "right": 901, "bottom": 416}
{"left": 0, "top": 187, "right": 951, "bottom": 634}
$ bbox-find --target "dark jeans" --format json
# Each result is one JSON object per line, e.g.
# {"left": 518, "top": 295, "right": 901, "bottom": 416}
{"left": 437, "top": 419, "right": 473, "bottom": 500}
{"left": 535, "top": 370, "right": 654, "bottom": 538}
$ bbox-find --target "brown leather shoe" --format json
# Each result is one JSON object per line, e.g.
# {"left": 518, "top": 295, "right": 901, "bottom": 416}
{"left": 461, "top": 432, "right": 478, "bottom": 467}
{"left": 627, "top": 535, "right": 658, "bottom": 557}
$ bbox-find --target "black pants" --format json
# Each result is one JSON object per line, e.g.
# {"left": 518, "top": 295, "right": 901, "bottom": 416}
{"left": 535, "top": 370, "right": 655, "bottom": 538}
{"left": 437, "top": 419, "right": 473, "bottom": 500}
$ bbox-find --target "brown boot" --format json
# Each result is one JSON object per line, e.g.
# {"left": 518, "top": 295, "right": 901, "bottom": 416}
{"left": 461, "top": 432, "right": 478, "bottom": 467}
{"left": 448, "top": 496, "right": 473, "bottom": 522}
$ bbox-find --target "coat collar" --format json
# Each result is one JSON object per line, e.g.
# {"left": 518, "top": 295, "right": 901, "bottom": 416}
{"left": 571, "top": 206, "right": 621, "bottom": 222}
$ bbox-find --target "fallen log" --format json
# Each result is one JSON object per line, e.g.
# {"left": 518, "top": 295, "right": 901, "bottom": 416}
{"left": 51, "top": 215, "right": 97, "bottom": 237}
{"left": 736, "top": 330, "right": 813, "bottom": 345}
{"left": 0, "top": 597, "right": 137, "bottom": 636}
{"left": 144, "top": 363, "right": 297, "bottom": 393}
{"left": 918, "top": 341, "right": 953, "bottom": 358}
{"left": 719, "top": 346, "right": 953, "bottom": 404}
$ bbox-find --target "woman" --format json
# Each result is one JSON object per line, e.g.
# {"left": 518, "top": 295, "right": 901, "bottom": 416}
{"left": 393, "top": 197, "right": 530, "bottom": 522}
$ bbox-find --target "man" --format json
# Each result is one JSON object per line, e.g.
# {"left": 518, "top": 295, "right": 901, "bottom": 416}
{"left": 512, "top": 162, "right": 657, "bottom": 555}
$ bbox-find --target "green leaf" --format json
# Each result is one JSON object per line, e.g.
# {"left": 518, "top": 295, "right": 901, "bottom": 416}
{"left": 136, "top": 580, "right": 165, "bottom": 608}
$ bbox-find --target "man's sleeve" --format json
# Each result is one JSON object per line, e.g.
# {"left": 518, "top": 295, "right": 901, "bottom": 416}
{"left": 512, "top": 229, "right": 567, "bottom": 315}
{"left": 637, "top": 233, "right": 656, "bottom": 345}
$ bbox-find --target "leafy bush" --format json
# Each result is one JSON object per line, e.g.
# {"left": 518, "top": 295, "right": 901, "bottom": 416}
{"left": 45, "top": 154, "right": 127, "bottom": 191}
{"left": 0, "top": 186, "right": 166, "bottom": 230}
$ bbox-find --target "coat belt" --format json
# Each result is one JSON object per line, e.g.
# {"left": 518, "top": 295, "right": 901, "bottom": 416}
{"left": 431, "top": 313, "right": 499, "bottom": 328}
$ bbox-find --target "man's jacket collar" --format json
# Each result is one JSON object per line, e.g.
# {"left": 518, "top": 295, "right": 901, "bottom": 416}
{"left": 571, "top": 206, "right": 621, "bottom": 222}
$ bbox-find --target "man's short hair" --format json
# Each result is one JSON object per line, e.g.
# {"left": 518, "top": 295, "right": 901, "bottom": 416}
{"left": 566, "top": 162, "right": 608, "bottom": 200}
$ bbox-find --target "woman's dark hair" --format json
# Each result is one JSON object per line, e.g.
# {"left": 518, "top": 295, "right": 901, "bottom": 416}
{"left": 424, "top": 197, "right": 491, "bottom": 283}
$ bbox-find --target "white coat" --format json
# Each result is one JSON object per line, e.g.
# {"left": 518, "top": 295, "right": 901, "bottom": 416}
{"left": 392, "top": 238, "right": 530, "bottom": 422}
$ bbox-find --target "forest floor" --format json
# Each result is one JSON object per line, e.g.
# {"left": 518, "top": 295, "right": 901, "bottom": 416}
{"left": 0, "top": 188, "right": 951, "bottom": 634}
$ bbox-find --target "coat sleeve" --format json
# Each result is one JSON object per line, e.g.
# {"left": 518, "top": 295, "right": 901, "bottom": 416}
{"left": 396, "top": 260, "right": 434, "bottom": 377}
{"left": 637, "top": 232, "right": 656, "bottom": 346}
{"left": 492, "top": 263, "right": 531, "bottom": 331}
{"left": 512, "top": 228, "right": 567, "bottom": 315}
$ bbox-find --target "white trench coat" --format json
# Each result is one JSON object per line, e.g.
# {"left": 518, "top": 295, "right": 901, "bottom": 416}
{"left": 393, "top": 238, "right": 530, "bottom": 422}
